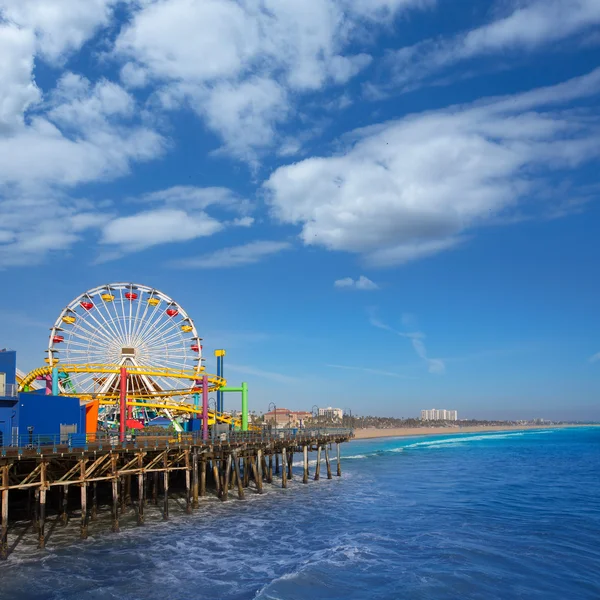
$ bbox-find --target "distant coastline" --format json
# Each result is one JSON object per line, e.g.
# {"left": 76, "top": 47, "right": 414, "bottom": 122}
{"left": 352, "top": 423, "right": 598, "bottom": 440}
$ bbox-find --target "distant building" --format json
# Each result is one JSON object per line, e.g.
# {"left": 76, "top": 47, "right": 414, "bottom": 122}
{"left": 264, "top": 408, "right": 311, "bottom": 428}
{"left": 421, "top": 408, "right": 458, "bottom": 421}
{"left": 318, "top": 407, "right": 344, "bottom": 420}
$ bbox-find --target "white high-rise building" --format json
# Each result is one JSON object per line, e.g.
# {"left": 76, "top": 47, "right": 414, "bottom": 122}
{"left": 318, "top": 407, "right": 344, "bottom": 420}
{"left": 421, "top": 408, "right": 458, "bottom": 421}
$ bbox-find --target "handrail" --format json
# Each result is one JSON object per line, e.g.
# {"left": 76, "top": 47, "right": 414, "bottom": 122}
{"left": 0, "top": 428, "right": 354, "bottom": 456}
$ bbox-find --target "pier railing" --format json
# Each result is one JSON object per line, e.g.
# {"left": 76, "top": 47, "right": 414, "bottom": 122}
{"left": 0, "top": 427, "right": 354, "bottom": 456}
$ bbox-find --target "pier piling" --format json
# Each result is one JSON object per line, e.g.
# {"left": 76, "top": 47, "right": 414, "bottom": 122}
{"left": 0, "top": 428, "right": 352, "bottom": 558}
{"left": 325, "top": 445, "right": 332, "bottom": 480}
{"left": 303, "top": 446, "right": 309, "bottom": 484}
{"left": 282, "top": 448, "right": 288, "bottom": 489}
{"left": 314, "top": 445, "right": 322, "bottom": 481}
{"left": 337, "top": 443, "right": 341, "bottom": 477}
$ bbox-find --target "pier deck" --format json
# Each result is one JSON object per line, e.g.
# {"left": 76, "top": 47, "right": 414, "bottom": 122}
{"left": 0, "top": 428, "right": 353, "bottom": 559}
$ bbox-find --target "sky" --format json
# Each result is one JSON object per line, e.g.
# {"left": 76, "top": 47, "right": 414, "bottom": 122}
{"left": 0, "top": 0, "right": 599, "bottom": 420}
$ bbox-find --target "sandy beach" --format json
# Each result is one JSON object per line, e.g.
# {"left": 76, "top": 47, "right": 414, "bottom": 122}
{"left": 352, "top": 424, "right": 596, "bottom": 440}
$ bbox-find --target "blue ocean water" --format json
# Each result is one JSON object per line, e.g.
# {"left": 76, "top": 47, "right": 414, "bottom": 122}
{"left": 2, "top": 427, "right": 599, "bottom": 600}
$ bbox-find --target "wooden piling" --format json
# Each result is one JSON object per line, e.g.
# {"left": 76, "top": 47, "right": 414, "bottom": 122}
{"left": 137, "top": 453, "right": 145, "bottom": 525}
{"left": 256, "top": 450, "right": 264, "bottom": 493}
{"left": 314, "top": 445, "right": 322, "bottom": 481}
{"left": 233, "top": 453, "right": 245, "bottom": 500}
{"left": 185, "top": 451, "right": 192, "bottom": 514}
{"left": 120, "top": 476, "right": 126, "bottom": 514}
{"left": 212, "top": 460, "right": 221, "bottom": 497}
{"left": 163, "top": 453, "right": 169, "bottom": 520}
{"left": 250, "top": 456, "right": 261, "bottom": 493}
{"left": 275, "top": 452, "right": 280, "bottom": 475}
{"left": 111, "top": 454, "right": 119, "bottom": 532}
{"left": 221, "top": 454, "right": 232, "bottom": 501}
{"left": 337, "top": 443, "right": 342, "bottom": 477}
{"left": 282, "top": 448, "right": 288, "bottom": 489}
{"left": 80, "top": 460, "right": 88, "bottom": 539}
{"left": 91, "top": 482, "right": 98, "bottom": 520}
{"left": 200, "top": 458, "right": 207, "bottom": 498}
{"left": 152, "top": 471, "right": 158, "bottom": 505}
{"left": 61, "top": 484, "right": 68, "bottom": 525}
{"left": 80, "top": 484, "right": 88, "bottom": 539}
{"left": 268, "top": 453, "right": 273, "bottom": 483}
{"left": 303, "top": 445, "right": 309, "bottom": 484}
{"left": 39, "top": 488, "right": 47, "bottom": 549}
{"left": 192, "top": 448, "right": 199, "bottom": 508}
{"left": 34, "top": 488, "right": 40, "bottom": 534}
{"left": 243, "top": 457, "right": 250, "bottom": 488}
{"left": 325, "top": 444, "right": 332, "bottom": 479}
{"left": 1, "top": 466, "right": 9, "bottom": 559}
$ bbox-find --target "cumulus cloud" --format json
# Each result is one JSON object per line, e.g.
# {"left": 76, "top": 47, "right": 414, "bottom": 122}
{"left": 112, "top": 0, "right": 425, "bottom": 160}
{"left": 0, "top": 0, "right": 123, "bottom": 63}
{"left": 97, "top": 185, "right": 253, "bottom": 258}
{"left": 0, "top": 67, "right": 164, "bottom": 267}
{"left": 334, "top": 276, "right": 379, "bottom": 290}
{"left": 385, "top": 0, "right": 600, "bottom": 92}
{"left": 265, "top": 68, "right": 600, "bottom": 267}
{"left": 172, "top": 240, "right": 291, "bottom": 269}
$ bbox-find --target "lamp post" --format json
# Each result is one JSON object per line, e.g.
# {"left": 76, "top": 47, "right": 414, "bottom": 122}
{"left": 268, "top": 402, "right": 276, "bottom": 434}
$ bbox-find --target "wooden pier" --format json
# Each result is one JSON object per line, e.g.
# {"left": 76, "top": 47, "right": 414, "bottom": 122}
{"left": 0, "top": 428, "right": 353, "bottom": 559}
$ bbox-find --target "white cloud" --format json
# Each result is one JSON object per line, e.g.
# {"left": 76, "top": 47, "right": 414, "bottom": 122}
{"left": 113, "top": 0, "right": 425, "bottom": 159}
{"left": 589, "top": 352, "right": 600, "bottom": 363}
{"left": 101, "top": 209, "right": 224, "bottom": 252}
{"left": 136, "top": 185, "right": 250, "bottom": 212}
{"left": 98, "top": 185, "right": 253, "bottom": 257}
{"left": 265, "top": 69, "right": 600, "bottom": 267}
{"left": 0, "top": 23, "right": 40, "bottom": 129}
{"left": 0, "top": 63, "right": 165, "bottom": 267}
{"left": 386, "top": 0, "right": 600, "bottom": 91}
{"left": 334, "top": 275, "right": 379, "bottom": 290}
{"left": 172, "top": 240, "right": 291, "bottom": 269}
{"left": 0, "top": 0, "right": 123, "bottom": 63}
{"left": 0, "top": 73, "right": 164, "bottom": 189}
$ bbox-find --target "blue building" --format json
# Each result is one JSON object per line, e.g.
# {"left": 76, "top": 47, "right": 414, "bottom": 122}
{"left": 0, "top": 350, "right": 85, "bottom": 447}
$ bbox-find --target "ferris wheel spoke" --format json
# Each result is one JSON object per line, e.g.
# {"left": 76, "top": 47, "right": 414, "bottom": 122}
{"left": 95, "top": 295, "right": 126, "bottom": 345}
{"left": 139, "top": 316, "right": 185, "bottom": 350}
{"left": 134, "top": 297, "right": 181, "bottom": 346}
{"left": 69, "top": 311, "right": 116, "bottom": 348}
{"left": 129, "top": 292, "right": 152, "bottom": 344}
{"left": 134, "top": 309, "right": 174, "bottom": 346}
{"left": 81, "top": 309, "right": 125, "bottom": 352}
{"left": 131, "top": 294, "right": 163, "bottom": 346}
{"left": 105, "top": 288, "right": 129, "bottom": 343}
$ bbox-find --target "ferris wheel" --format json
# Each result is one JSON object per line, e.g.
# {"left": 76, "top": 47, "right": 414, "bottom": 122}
{"left": 47, "top": 283, "right": 203, "bottom": 416}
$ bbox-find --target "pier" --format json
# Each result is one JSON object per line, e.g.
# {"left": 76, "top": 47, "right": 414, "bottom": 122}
{"left": 0, "top": 428, "right": 353, "bottom": 559}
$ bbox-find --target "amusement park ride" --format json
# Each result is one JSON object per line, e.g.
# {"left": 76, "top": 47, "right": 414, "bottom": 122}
{"left": 16, "top": 283, "right": 249, "bottom": 435}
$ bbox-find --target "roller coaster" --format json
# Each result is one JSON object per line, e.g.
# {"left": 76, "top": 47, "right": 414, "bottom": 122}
{"left": 17, "top": 283, "right": 249, "bottom": 433}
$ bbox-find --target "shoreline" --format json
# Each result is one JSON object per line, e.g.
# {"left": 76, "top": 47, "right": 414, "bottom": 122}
{"left": 351, "top": 423, "right": 597, "bottom": 440}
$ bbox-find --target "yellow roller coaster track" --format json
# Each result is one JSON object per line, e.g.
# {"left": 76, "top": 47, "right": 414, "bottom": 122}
{"left": 18, "top": 364, "right": 226, "bottom": 393}
{"left": 17, "top": 363, "right": 255, "bottom": 429}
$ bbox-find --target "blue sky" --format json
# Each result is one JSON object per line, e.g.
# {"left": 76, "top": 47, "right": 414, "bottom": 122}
{"left": 1, "top": 0, "right": 599, "bottom": 420}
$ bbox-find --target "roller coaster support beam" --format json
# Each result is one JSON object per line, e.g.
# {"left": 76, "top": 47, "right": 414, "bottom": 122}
{"left": 202, "top": 375, "right": 209, "bottom": 442}
{"left": 52, "top": 367, "right": 59, "bottom": 396}
{"left": 221, "top": 382, "right": 248, "bottom": 431}
{"left": 119, "top": 367, "right": 127, "bottom": 443}
{"left": 215, "top": 350, "right": 226, "bottom": 413}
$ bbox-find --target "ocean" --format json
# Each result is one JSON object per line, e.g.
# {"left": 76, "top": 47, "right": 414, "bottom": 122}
{"left": 1, "top": 427, "right": 599, "bottom": 599}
